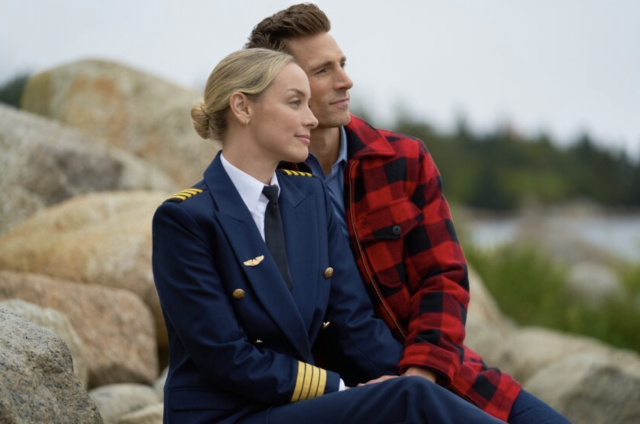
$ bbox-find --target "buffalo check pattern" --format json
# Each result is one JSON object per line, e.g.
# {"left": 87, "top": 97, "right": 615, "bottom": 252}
{"left": 286, "top": 115, "right": 522, "bottom": 422}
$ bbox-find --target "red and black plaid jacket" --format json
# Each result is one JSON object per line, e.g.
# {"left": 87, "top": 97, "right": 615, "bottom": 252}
{"left": 292, "top": 115, "right": 521, "bottom": 422}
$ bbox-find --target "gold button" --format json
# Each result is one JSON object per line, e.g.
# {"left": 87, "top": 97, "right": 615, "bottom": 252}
{"left": 255, "top": 339, "right": 264, "bottom": 345}
{"left": 324, "top": 267, "right": 334, "bottom": 279}
{"left": 232, "top": 289, "right": 245, "bottom": 300}
{"left": 321, "top": 321, "right": 330, "bottom": 330}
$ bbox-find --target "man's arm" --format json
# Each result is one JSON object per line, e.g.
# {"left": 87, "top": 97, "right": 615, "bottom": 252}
{"left": 397, "top": 140, "right": 470, "bottom": 386}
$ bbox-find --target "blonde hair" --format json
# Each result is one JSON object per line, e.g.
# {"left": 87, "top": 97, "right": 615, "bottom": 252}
{"left": 191, "top": 48, "right": 295, "bottom": 141}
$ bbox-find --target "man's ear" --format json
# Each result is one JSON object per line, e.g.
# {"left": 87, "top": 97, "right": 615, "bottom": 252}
{"left": 229, "top": 92, "right": 251, "bottom": 126}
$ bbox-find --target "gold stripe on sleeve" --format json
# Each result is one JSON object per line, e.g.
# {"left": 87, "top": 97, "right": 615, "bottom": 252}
{"left": 317, "top": 369, "right": 327, "bottom": 396}
{"left": 308, "top": 365, "right": 320, "bottom": 399}
{"left": 300, "top": 363, "right": 313, "bottom": 400}
{"left": 290, "top": 361, "right": 305, "bottom": 402}
{"left": 290, "top": 362, "right": 328, "bottom": 402}
{"left": 308, "top": 366, "right": 320, "bottom": 399}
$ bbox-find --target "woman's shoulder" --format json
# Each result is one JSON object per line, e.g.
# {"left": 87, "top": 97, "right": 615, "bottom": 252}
{"left": 163, "top": 181, "right": 208, "bottom": 204}
{"left": 157, "top": 180, "right": 213, "bottom": 217}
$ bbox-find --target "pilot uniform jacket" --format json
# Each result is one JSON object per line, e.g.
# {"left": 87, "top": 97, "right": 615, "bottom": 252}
{"left": 152, "top": 152, "right": 404, "bottom": 424}
{"left": 285, "top": 115, "right": 523, "bottom": 422}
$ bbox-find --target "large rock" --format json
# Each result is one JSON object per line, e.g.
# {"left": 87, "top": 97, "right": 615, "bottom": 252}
{"left": 0, "top": 271, "right": 158, "bottom": 388}
{"left": 464, "top": 266, "right": 516, "bottom": 357}
{"left": 0, "top": 299, "right": 89, "bottom": 388}
{"left": 21, "top": 59, "right": 219, "bottom": 187}
{"left": 471, "top": 325, "right": 640, "bottom": 384}
{"left": 0, "top": 191, "right": 169, "bottom": 347}
{"left": 0, "top": 309, "right": 103, "bottom": 423}
{"left": 0, "top": 104, "right": 177, "bottom": 236}
{"left": 90, "top": 384, "right": 160, "bottom": 424}
{"left": 117, "top": 404, "right": 163, "bottom": 424}
{"left": 466, "top": 266, "right": 513, "bottom": 329}
{"left": 154, "top": 367, "right": 168, "bottom": 402}
{"left": 526, "top": 353, "right": 640, "bottom": 424}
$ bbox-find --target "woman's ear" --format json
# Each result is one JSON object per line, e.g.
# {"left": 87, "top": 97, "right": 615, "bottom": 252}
{"left": 229, "top": 92, "right": 251, "bottom": 126}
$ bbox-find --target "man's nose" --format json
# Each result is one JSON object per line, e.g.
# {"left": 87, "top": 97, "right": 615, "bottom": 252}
{"left": 335, "top": 67, "right": 353, "bottom": 90}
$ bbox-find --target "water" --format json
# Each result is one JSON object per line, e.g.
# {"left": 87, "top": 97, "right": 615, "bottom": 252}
{"left": 464, "top": 214, "right": 640, "bottom": 262}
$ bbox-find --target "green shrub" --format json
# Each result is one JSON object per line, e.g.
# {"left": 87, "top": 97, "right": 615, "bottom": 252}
{"left": 621, "top": 262, "right": 640, "bottom": 293}
{"left": 465, "top": 242, "right": 640, "bottom": 354}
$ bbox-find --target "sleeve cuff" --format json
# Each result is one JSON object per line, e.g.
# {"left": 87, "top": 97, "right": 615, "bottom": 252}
{"left": 290, "top": 361, "right": 341, "bottom": 402}
{"left": 399, "top": 344, "right": 461, "bottom": 387}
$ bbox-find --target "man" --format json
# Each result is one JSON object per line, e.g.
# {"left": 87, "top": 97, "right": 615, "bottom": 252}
{"left": 246, "top": 4, "right": 572, "bottom": 424}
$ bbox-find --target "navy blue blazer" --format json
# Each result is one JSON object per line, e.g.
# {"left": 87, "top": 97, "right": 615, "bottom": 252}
{"left": 152, "top": 152, "right": 403, "bottom": 423}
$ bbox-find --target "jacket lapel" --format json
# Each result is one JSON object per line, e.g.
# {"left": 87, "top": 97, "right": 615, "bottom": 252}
{"left": 204, "top": 154, "right": 311, "bottom": 360}
{"left": 278, "top": 175, "right": 321, "bottom": 333}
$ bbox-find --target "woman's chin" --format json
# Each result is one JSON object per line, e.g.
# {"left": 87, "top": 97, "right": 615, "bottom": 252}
{"left": 286, "top": 149, "right": 309, "bottom": 164}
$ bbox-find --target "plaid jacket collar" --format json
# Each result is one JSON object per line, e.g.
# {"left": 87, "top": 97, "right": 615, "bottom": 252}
{"left": 345, "top": 115, "right": 395, "bottom": 160}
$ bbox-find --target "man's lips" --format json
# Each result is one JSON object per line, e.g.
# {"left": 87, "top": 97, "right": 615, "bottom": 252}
{"left": 331, "top": 97, "right": 350, "bottom": 106}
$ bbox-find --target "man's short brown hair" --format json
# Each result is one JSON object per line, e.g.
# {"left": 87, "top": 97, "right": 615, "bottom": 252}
{"left": 245, "top": 3, "right": 331, "bottom": 52}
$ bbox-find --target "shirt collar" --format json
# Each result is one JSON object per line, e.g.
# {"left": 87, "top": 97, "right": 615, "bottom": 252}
{"left": 307, "top": 126, "right": 348, "bottom": 175}
{"left": 220, "top": 152, "right": 279, "bottom": 212}
{"left": 334, "top": 126, "right": 348, "bottom": 168}
{"left": 344, "top": 114, "right": 394, "bottom": 159}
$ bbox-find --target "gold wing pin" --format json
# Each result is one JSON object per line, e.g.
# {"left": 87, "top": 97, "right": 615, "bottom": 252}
{"left": 243, "top": 255, "right": 265, "bottom": 266}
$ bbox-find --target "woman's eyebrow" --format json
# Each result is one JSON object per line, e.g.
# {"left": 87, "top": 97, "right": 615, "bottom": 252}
{"left": 286, "top": 88, "right": 309, "bottom": 97}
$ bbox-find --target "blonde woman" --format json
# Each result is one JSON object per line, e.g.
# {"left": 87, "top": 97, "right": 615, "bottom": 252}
{"left": 152, "top": 48, "right": 504, "bottom": 424}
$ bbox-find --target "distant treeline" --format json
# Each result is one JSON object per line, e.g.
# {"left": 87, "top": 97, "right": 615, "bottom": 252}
{"left": 0, "top": 73, "right": 29, "bottom": 108}
{"left": 393, "top": 117, "right": 640, "bottom": 211}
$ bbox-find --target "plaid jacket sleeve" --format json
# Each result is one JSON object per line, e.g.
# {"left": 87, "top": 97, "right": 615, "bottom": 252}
{"left": 346, "top": 129, "right": 470, "bottom": 386}
{"left": 397, "top": 140, "right": 470, "bottom": 384}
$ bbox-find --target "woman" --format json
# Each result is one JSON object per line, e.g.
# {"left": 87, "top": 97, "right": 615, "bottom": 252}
{"left": 152, "top": 48, "right": 504, "bottom": 424}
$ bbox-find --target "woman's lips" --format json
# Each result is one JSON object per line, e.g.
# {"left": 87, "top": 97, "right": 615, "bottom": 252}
{"left": 296, "top": 134, "right": 311, "bottom": 144}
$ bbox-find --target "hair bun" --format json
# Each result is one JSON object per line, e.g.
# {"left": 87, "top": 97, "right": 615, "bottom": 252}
{"left": 191, "top": 101, "right": 211, "bottom": 140}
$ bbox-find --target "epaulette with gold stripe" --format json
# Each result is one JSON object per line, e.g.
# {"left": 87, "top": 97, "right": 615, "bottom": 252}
{"left": 290, "top": 361, "right": 326, "bottom": 402}
{"left": 279, "top": 169, "right": 313, "bottom": 177}
{"left": 164, "top": 188, "right": 206, "bottom": 203}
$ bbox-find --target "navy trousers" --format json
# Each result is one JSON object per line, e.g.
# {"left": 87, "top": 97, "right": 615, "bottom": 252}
{"left": 244, "top": 377, "right": 504, "bottom": 424}
{"left": 508, "top": 390, "right": 573, "bottom": 424}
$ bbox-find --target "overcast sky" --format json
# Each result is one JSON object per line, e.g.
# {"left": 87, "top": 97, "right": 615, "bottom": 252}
{"left": 2, "top": 0, "right": 639, "bottom": 158}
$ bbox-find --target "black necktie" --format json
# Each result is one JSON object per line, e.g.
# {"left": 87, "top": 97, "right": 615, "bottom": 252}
{"left": 262, "top": 185, "right": 293, "bottom": 290}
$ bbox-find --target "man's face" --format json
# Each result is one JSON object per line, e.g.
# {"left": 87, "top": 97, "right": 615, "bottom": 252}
{"left": 286, "top": 32, "right": 354, "bottom": 129}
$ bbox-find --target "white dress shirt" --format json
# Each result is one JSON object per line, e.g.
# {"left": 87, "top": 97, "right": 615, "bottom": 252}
{"left": 220, "top": 153, "right": 278, "bottom": 242}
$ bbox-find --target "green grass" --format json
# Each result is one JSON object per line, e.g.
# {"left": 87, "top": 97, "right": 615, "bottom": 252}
{"left": 464, "top": 241, "right": 640, "bottom": 354}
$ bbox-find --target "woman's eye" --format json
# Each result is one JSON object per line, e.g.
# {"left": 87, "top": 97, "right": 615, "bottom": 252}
{"left": 290, "top": 100, "right": 301, "bottom": 107}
